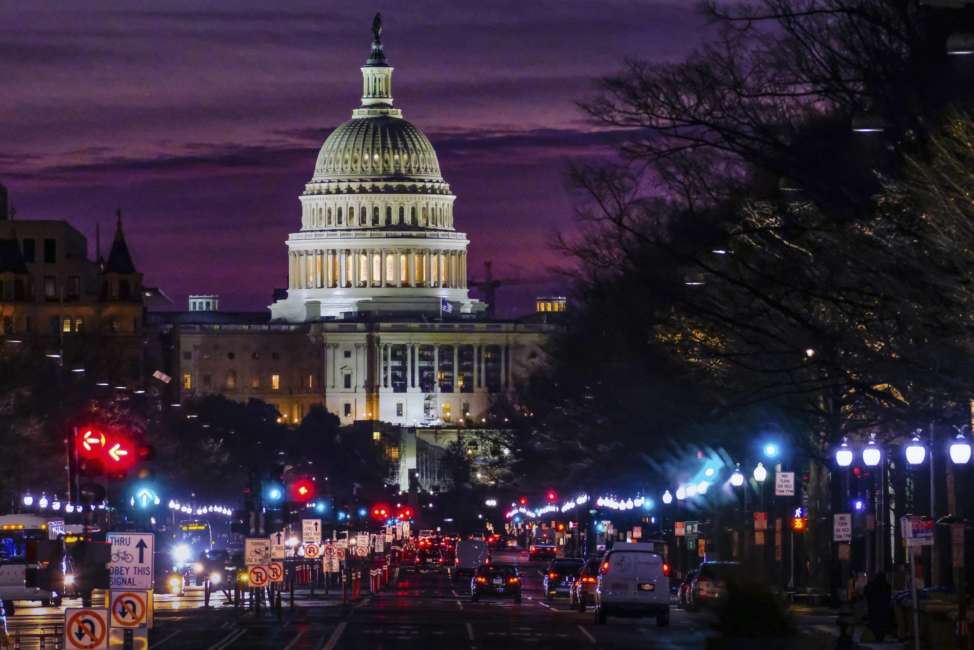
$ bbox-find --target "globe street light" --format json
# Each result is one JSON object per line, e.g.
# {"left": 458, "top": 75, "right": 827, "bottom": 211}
{"left": 905, "top": 436, "right": 927, "bottom": 466}
{"left": 949, "top": 433, "right": 972, "bottom": 465}
{"left": 22, "top": 494, "right": 33, "bottom": 507}
{"left": 862, "top": 437, "right": 882, "bottom": 467}
{"left": 675, "top": 485, "right": 687, "bottom": 501}
{"left": 753, "top": 462, "right": 768, "bottom": 482}
{"left": 662, "top": 490, "right": 673, "bottom": 505}
{"left": 730, "top": 464, "right": 745, "bottom": 487}
{"left": 835, "top": 438, "right": 854, "bottom": 467}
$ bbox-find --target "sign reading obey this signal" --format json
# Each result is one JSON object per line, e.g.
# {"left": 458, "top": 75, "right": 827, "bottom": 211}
{"left": 106, "top": 533, "right": 154, "bottom": 590}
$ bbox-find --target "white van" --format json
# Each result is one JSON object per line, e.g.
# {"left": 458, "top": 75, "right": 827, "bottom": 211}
{"left": 594, "top": 542, "right": 670, "bottom": 626}
{"left": 452, "top": 539, "right": 488, "bottom": 583}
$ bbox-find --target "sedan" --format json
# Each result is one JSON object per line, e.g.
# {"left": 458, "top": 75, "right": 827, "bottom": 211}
{"left": 471, "top": 564, "right": 522, "bottom": 603}
{"left": 544, "top": 558, "right": 584, "bottom": 599}
{"left": 570, "top": 558, "right": 601, "bottom": 611}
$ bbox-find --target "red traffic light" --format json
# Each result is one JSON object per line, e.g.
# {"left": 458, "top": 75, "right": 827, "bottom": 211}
{"left": 545, "top": 489, "right": 558, "bottom": 502}
{"left": 791, "top": 517, "right": 807, "bottom": 533}
{"left": 371, "top": 503, "right": 391, "bottom": 520}
{"left": 518, "top": 496, "right": 528, "bottom": 506}
{"left": 396, "top": 506, "right": 414, "bottom": 520}
{"left": 76, "top": 428, "right": 107, "bottom": 460}
{"left": 104, "top": 435, "right": 134, "bottom": 469}
{"left": 290, "top": 479, "right": 315, "bottom": 503}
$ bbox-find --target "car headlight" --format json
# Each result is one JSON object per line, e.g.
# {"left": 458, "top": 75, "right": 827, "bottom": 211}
{"left": 171, "top": 544, "right": 192, "bottom": 565}
{"left": 192, "top": 562, "right": 204, "bottom": 574}
{"left": 167, "top": 575, "right": 182, "bottom": 593}
{"left": 64, "top": 573, "right": 76, "bottom": 587}
{"left": 209, "top": 572, "right": 222, "bottom": 585}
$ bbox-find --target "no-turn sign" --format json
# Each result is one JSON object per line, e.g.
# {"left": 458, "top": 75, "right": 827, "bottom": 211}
{"left": 64, "top": 608, "right": 109, "bottom": 650}
{"left": 304, "top": 542, "right": 321, "bottom": 558}
{"left": 109, "top": 591, "right": 148, "bottom": 629}
{"left": 249, "top": 565, "right": 270, "bottom": 587}
{"left": 268, "top": 562, "right": 284, "bottom": 583}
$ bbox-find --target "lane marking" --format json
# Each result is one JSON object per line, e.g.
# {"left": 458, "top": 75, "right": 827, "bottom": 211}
{"left": 451, "top": 589, "right": 460, "bottom": 598}
{"left": 455, "top": 598, "right": 464, "bottom": 611}
{"left": 577, "top": 625, "right": 597, "bottom": 645}
{"left": 536, "top": 600, "right": 552, "bottom": 609}
{"left": 354, "top": 597, "right": 371, "bottom": 609}
{"left": 152, "top": 630, "right": 180, "bottom": 647}
{"left": 208, "top": 627, "right": 245, "bottom": 650}
{"left": 466, "top": 622, "right": 475, "bottom": 641}
{"left": 283, "top": 628, "right": 306, "bottom": 650}
{"left": 322, "top": 621, "right": 347, "bottom": 650}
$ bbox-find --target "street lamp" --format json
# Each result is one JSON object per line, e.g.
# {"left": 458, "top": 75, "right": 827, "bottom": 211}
{"left": 835, "top": 438, "right": 854, "bottom": 467}
{"left": 753, "top": 462, "right": 768, "bottom": 483}
{"left": 905, "top": 435, "right": 927, "bottom": 466}
{"left": 22, "top": 494, "right": 33, "bottom": 507}
{"left": 949, "top": 433, "right": 972, "bottom": 465}
{"left": 862, "top": 436, "right": 882, "bottom": 467}
{"left": 763, "top": 443, "right": 780, "bottom": 459}
{"left": 730, "top": 465, "right": 745, "bottom": 487}
{"left": 675, "top": 485, "right": 687, "bottom": 501}
{"left": 662, "top": 490, "right": 673, "bottom": 505}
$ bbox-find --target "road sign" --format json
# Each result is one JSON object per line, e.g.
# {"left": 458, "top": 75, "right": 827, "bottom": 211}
{"left": 356, "top": 533, "right": 369, "bottom": 549}
{"left": 107, "top": 533, "right": 154, "bottom": 590}
{"left": 355, "top": 545, "right": 368, "bottom": 558}
{"left": 245, "top": 538, "right": 271, "bottom": 566}
{"left": 302, "top": 519, "right": 322, "bottom": 544}
{"left": 48, "top": 519, "right": 65, "bottom": 540}
{"left": 674, "top": 521, "right": 685, "bottom": 537}
{"left": 65, "top": 608, "right": 109, "bottom": 650}
{"left": 374, "top": 535, "right": 384, "bottom": 553}
{"left": 248, "top": 565, "right": 270, "bottom": 587}
{"left": 775, "top": 472, "right": 795, "bottom": 496}
{"left": 109, "top": 591, "right": 147, "bottom": 629}
{"left": 323, "top": 554, "right": 340, "bottom": 573}
{"left": 753, "top": 512, "right": 768, "bottom": 531}
{"left": 902, "top": 516, "right": 934, "bottom": 547}
{"left": 268, "top": 562, "right": 284, "bottom": 583}
{"left": 697, "top": 538, "right": 706, "bottom": 557}
{"left": 269, "top": 531, "right": 286, "bottom": 560}
{"left": 833, "top": 513, "right": 852, "bottom": 542}
{"left": 304, "top": 543, "right": 321, "bottom": 559}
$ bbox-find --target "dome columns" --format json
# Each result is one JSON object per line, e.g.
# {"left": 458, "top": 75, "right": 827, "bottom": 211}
{"left": 288, "top": 246, "right": 467, "bottom": 291}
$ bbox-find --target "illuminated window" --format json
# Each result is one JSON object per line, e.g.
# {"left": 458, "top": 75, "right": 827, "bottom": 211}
{"left": 62, "top": 318, "right": 72, "bottom": 333}
{"left": 372, "top": 431, "right": 381, "bottom": 442}
{"left": 74, "top": 318, "right": 83, "bottom": 332}
{"left": 307, "top": 373, "right": 314, "bottom": 389}
{"left": 182, "top": 373, "right": 192, "bottom": 390}
{"left": 225, "top": 370, "right": 237, "bottom": 389}
{"left": 271, "top": 374, "right": 280, "bottom": 391}
{"left": 251, "top": 375, "right": 260, "bottom": 389}
{"left": 343, "top": 403, "right": 351, "bottom": 417}
{"left": 442, "top": 403, "right": 451, "bottom": 420}
{"left": 389, "top": 446, "right": 400, "bottom": 461}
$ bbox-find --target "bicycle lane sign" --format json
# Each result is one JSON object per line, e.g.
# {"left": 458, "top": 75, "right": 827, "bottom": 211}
{"left": 106, "top": 532, "right": 154, "bottom": 590}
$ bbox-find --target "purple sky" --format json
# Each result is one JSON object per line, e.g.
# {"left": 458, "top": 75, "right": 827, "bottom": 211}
{"left": 0, "top": 1, "right": 708, "bottom": 316}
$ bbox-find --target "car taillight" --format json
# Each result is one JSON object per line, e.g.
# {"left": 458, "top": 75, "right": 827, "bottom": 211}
{"left": 548, "top": 572, "right": 558, "bottom": 580}
{"left": 583, "top": 576, "right": 597, "bottom": 584}
{"left": 508, "top": 577, "right": 520, "bottom": 584}
{"left": 662, "top": 563, "right": 670, "bottom": 577}
{"left": 530, "top": 545, "right": 536, "bottom": 552}
{"left": 476, "top": 576, "right": 487, "bottom": 584}
{"left": 601, "top": 561, "right": 609, "bottom": 573}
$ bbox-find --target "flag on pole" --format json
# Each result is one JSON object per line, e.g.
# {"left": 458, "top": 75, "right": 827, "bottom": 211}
{"left": 440, "top": 298, "right": 454, "bottom": 315}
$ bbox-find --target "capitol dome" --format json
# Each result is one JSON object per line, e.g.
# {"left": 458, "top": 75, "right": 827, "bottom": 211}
{"left": 313, "top": 115, "right": 443, "bottom": 183}
{"left": 270, "top": 13, "right": 484, "bottom": 323}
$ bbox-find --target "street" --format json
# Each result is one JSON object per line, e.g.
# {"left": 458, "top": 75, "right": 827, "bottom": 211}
{"left": 2, "top": 550, "right": 840, "bottom": 649}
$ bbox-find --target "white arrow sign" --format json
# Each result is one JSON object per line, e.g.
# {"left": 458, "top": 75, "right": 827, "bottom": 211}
{"left": 107, "top": 533, "right": 154, "bottom": 591}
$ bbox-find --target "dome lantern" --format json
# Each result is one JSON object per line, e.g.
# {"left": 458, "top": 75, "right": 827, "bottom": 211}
{"left": 356, "top": 13, "right": 399, "bottom": 119}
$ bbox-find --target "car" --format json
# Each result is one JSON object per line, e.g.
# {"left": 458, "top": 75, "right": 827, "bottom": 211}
{"left": 471, "top": 564, "right": 521, "bottom": 603}
{"left": 416, "top": 548, "right": 441, "bottom": 569}
{"left": 438, "top": 548, "right": 455, "bottom": 568}
{"left": 529, "top": 541, "right": 557, "bottom": 561}
{"left": 453, "top": 539, "right": 488, "bottom": 583}
{"left": 594, "top": 542, "right": 670, "bottom": 627}
{"left": 678, "top": 569, "right": 698, "bottom": 609}
{"left": 690, "top": 561, "right": 741, "bottom": 609}
{"left": 570, "top": 558, "right": 601, "bottom": 611}
{"left": 543, "top": 558, "right": 584, "bottom": 599}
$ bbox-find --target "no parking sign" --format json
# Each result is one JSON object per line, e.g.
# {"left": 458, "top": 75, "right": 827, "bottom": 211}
{"left": 64, "top": 608, "right": 109, "bottom": 650}
{"left": 249, "top": 565, "right": 270, "bottom": 587}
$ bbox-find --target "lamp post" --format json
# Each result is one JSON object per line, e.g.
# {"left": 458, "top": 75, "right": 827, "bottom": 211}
{"left": 946, "top": 429, "right": 971, "bottom": 647}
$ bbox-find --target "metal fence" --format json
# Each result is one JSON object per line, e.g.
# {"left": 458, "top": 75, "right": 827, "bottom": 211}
{"left": 0, "top": 627, "right": 63, "bottom": 650}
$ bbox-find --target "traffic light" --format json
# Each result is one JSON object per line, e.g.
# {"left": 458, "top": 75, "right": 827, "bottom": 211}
{"left": 289, "top": 478, "right": 315, "bottom": 503}
{"left": 262, "top": 481, "right": 285, "bottom": 504}
{"left": 396, "top": 506, "right": 414, "bottom": 520}
{"left": 74, "top": 426, "right": 153, "bottom": 479}
{"left": 518, "top": 496, "right": 528, "bottom": 506}
{"left": 76, "top": 428, "right": 107, "bottom": 460}
{"left": 545, "top": 489, "right": 558, "bottom": 503}
{"left": 791, "top": 507, "right": 807, "bottom": 533}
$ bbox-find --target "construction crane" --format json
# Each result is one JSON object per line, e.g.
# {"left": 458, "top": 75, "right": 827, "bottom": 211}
{"left": 468, "top": 260, "right": 536, "bottom": 319}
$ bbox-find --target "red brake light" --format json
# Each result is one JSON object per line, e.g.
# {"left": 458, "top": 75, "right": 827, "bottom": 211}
{"left": 508, "top": 577, "right": 520, "bottom": 584}
{"left": 530, "top": 545, "right": 536, "bottom": 552}
{"left": 601, "top": 561, "right": 609, "bottom": 573}
{"left": 476, "top": 576, "right": 487, "bottom": 584}
{"left": 583, "top": 576, "right": 597, "bottom": 584}
{"left": 548, "top": 572, "right": 558, "bottom": 580}
{"left": 662, "top": 563, "right": 670, "bottom": 577}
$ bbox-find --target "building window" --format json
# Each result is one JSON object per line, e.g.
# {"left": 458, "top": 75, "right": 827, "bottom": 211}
{"left": 343, "top": 349, "right": 351, "bottom": 359}
{"left": 67, "top": 276, "right": 80, "bottom": 299}
{"left": 343, "top": 373, "right": 352, "bottom": 389}
{"left": 271, "top": 374, "right": 280, "bottom": 390}
{"left": 62, "top": 317, "right": 72, "bottom": 333}
{"left": 396, "top": 402, "right": 404, "bottom": 417}
{"left": 343, "top": 403, "right": 352, "bottom": 417}
{"left": 337, "top": 207, "right": 343, "bottom": 224}
{"left": 21, "top": 239, "right": 35, "bottom": 263}
{"left": 44, "top": 276, "right": 56, "bottom": 299}
{"left": 462, "top": 402, "right": 470, "bottom": 417}
{"left": 372, "top": 207, "right": 380, "bottom": 225}
{"left": 225, "top": 370, "right": 237, "bottom": 389}
{"left": 251, "top": 375, "right": 260, "bottom": 389}
{"left": 307, "top": 373, "right": 314, "bottom": 389}
{"left": 74, "top": 318, "right": 83, "bottom": 333}
{"left": 202, "top": 374, "right": 211, "bottom": 388}
{"left": 182, "top": 351, "right": 191, "bottom": 360}
{"left": 43, "top": 238, "right": 56, "bottom": 263}
{"left": 48, "top": 316, "right": 59, "bottom": 335}
{"left": 182, "top": 373, "right": 192, "bottom": 390}
{"left": 372, "top": 431, "right": 381, "bottom": 442}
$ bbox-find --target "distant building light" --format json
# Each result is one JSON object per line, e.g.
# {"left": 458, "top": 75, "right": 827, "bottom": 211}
{"left": 535, "top": 296, "right": 567, "bottom": 313}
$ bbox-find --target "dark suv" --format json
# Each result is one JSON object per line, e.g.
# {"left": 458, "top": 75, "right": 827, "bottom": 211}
{"left": 544, "top": 558, "right": 584, "bottom": 599}
{"left": 471, "top": 564, "right": 522, "bottom": 603}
